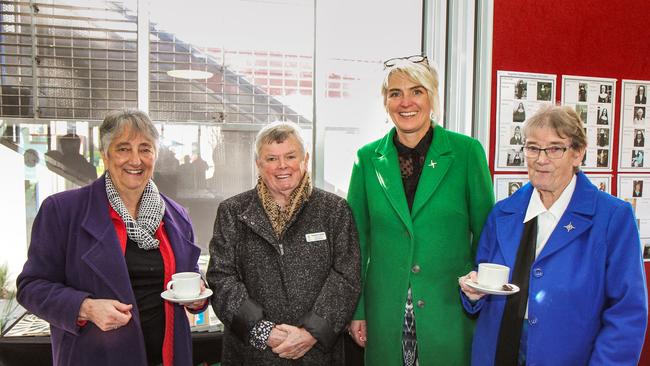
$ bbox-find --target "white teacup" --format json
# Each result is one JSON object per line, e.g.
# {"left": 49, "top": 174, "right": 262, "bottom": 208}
{"left": 477, "top": 263, "right": 510, "bottom": 289}
{"left": 166, "top": 272, "right": 201, "bottom": 299}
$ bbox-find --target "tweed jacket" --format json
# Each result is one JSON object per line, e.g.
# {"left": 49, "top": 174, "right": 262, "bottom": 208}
{"left": 16, "top": 176, "right": 201, "bottom": 366}
{"left": 207, "top": 187, "right": 360, "bottom": 365}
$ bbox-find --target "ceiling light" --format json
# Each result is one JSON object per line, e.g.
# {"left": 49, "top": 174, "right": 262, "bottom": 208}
{"left": 166, "top": 69, "right": 213, "bottom": 79}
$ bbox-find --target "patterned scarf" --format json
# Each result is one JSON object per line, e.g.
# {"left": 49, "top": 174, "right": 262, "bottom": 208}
{"left": 105, "top": 171, "right": 165, "bottom": 250}
{"left": 257, "top": 172, "right": 312, "bottom": 238}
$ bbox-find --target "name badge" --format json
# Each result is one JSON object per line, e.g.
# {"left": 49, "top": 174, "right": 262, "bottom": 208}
{"left": 305, "top": 232, "right": 327, "bottom": 242}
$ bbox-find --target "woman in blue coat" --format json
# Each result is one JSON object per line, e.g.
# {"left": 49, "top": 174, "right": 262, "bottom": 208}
{"left": 17, "top": 110, "right": 207, "bottom": 366}
{"left": 459, "top": 105, "right": 648, "bottom": 365}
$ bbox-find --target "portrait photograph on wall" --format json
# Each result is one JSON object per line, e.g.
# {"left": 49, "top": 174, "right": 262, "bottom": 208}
{"left": 585, "top": 173, "right": 612, "bottom": 194}
{"left": 493, "top": 174, "right": 529, "bottom": 201}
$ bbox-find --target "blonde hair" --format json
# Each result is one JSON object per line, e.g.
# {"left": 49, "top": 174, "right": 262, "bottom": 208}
{"left": 381, "top": 60, "right": 440, "bottom": 120}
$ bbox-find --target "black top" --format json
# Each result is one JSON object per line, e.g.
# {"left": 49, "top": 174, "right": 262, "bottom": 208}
{"left": 393, "top": 126, "right": 434, "bottom": 211}
{"left": 125, "top": 238, "right": 165, "bottom": 366}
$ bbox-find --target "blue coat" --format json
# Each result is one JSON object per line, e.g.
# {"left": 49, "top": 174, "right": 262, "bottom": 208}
{"left": 16, "top": 176, "right": 202, "bottom": 366}
{"left": 462, "top": 172, "right": 648, "bottom": 366}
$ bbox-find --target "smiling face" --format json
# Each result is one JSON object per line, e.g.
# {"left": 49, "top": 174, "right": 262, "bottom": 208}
{"left": 525, "top": 126, "right": 584, "bottom": 206}
{"left": 101, "top": 125, "right": 156, "bottom": 197}
{"left": 256, "top": 135, "right": 308, "bottom": 204}
{"left": 384, "top": 72, "right": 432, "bottom": 143}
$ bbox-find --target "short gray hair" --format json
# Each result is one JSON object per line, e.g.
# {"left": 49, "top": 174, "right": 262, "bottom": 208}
{"left": 523, "top": 104, "right": 587, "bottom": 151}
{"left": 381, "top": 60, "right": 440, "bottom": 120}
{"left": 99, "top": 109, "right": 159, "bottom": 154}
{"left": 254, "top": 121, "right": 306, "bottom": 160}
{"left": 523, "top": 104, "right": 587, "bottom": 173}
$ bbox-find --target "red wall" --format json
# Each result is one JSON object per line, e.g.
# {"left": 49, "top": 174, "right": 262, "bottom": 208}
{"left": 490, "top": 1, "right": 650, "bottom": 364}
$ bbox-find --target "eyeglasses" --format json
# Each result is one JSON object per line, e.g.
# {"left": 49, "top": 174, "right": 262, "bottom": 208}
{"left": 383, "top": 55, "right": 428, "bottom": 69}
{"left": 523, "top": 145, "right": 571, "bottom": 159}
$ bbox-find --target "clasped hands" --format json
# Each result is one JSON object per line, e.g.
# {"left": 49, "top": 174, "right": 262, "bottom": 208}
{"left": 266, "top": 324, "right": 317, "bottom": 360}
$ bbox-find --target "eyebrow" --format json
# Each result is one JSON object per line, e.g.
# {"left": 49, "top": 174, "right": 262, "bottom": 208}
{"left": 265, "top": 149, "right": 298, "bottom": 156}
{"left": 388, "top": 85, "right": 425, "bottom": 93}
{"left": 115, "top": 142, "right": 153, "bottom": 148}
{"left": 525, "top": 141, "right": 566, "bottom": 146}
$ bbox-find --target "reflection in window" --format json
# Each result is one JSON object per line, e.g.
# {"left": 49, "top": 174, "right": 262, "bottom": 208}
{"left": 1, "top": 0, "right": 422, "bottom": 282}
{"left": 316, "top": 0, "right": 423, "bottom": 195}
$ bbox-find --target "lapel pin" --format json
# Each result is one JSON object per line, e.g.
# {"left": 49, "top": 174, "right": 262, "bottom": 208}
{"left": 563, "top": 222, "right": 575, "bottom": 232}
{"left": 428, "top": 160, "right": 437, "bottom": 169}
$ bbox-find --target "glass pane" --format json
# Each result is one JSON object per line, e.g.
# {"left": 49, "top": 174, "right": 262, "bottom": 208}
{"left": 148, "top": 0, "right": 314, "bottom": 249}
{"left": 0, "top": 119, "right": 101, "bottom": 282}
{"left": 316, "top": 0, "right": 423, "bottom": 196}
{"left": 30, "top": 0, "right": 138, "bottom": 119}
{"left": 149, "top": 0, "right": 314, "bottom": 125}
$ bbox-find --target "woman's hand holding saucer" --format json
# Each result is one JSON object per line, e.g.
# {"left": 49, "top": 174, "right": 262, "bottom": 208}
{"left": 458, "top": 271, "right": 486, "bottom": 302}
{"left": 181, "top": 280, "right": 209, "bottom": 310}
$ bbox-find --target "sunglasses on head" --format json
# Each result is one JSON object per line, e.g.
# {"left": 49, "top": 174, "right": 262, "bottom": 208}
{"left": 383, "top": 55, "right": 428, "bottom": 69}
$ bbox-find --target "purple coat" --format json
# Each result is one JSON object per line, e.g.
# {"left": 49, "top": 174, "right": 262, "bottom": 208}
{"left": 16, "top": 176, "right": 201, "bottom": 366}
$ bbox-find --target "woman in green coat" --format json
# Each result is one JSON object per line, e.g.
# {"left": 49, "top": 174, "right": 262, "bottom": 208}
{"left": 347, "top": 55, "right": 494, "bottom": 366}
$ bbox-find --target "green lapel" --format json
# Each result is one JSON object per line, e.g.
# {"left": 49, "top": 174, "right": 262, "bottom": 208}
{"left": 371, "top": 128, "right": 413, "bottom": 233}
{"left": 411, "top": 124, "right": 455, "bottom": 218}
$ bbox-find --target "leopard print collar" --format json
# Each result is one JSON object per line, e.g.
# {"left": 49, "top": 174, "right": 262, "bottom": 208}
{"left": 256, "top": 172, "right": 312, "bottom": 239}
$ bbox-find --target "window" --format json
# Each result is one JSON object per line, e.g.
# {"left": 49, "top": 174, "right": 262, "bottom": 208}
{"left": 0, "top": 0, "right": 423, "bottom": 281}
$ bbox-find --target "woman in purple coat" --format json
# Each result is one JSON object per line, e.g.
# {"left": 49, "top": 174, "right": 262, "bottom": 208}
{"left": 16, "top": 109, "right": 206, "bottom": 366}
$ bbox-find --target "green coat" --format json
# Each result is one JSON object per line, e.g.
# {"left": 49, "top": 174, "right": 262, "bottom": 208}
{"left": 347, "top": 124, "right": 494, "bottom": 366}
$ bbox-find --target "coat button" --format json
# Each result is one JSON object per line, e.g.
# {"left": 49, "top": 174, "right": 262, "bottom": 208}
{"left": 416, "top": 300, "right": 425, "bottom": 308}
{"left": 533, "top": 268, "right": 543, "bottom": 278}
{"left": 528, "top": 317, "right": 538, "bottom": 326}
{"left": 411, "top": 265, "right": 421, "bottom": 274}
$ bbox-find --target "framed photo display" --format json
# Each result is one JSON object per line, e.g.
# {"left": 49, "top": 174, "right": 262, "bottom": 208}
{"left": 618, "top": 79, "right": 649, "bottom": 172}
{"left": 617, "top": 175, "right": 650, "bottom": 260}
{"left": 561, "top": 75, "right": 616, "bottom": 172}
{"left": 495, "top": 71, "right": 556, "bottom": 171}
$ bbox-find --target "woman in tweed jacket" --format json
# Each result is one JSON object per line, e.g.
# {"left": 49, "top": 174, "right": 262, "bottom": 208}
{"left": 207, "top": 121, "right": 361, "bottom": 365}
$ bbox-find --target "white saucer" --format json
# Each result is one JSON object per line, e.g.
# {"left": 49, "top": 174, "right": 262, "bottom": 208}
{"left": 161, "top": 288, "right": 213, "bottom": 303}
{"left": 465, "top": 280, "right": 520, "bottom": 296}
